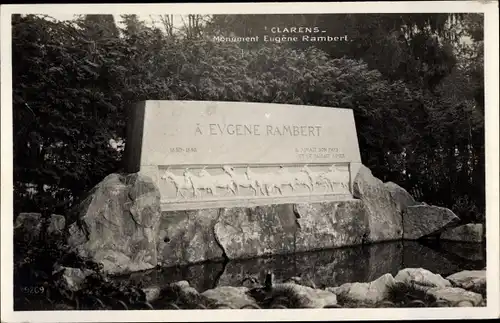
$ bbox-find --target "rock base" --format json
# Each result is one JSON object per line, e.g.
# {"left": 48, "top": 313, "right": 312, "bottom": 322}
{"left": 157, "top": 199, "right": 370, "bottom": 266}
{"left": 403, "top": 205, "right": 460, "bottom": 240}
{"left": 66, "top": 173, "right": 162, "bottom": 274}
{"left": 60, "top": 163, "right": 470, "bottom": 275}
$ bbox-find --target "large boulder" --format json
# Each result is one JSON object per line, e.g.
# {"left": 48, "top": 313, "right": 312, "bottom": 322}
{"left": 142, "top": 287, "right": 161, "bottom": 303}
{"left": 214, "top": 204, "right": 297, "bottom": 259}
{"left": 151, "top": 280, "right": 210, "bottom": 308}
{"left": 168, "top": 280, "right": 201, "bottom": 301}
{"left": 263, "top": 283, "right": 338, "bottom": 308}
{"left": 403, "top": 205, "right": 460, "bottom": 240}
{"left": 293, "top": 200, "right": 369, "bottom": 251}
{"left": 446, "top": 270, "right": 486, "bottom": 295}
{"left": 201, "top": 286, "right": 258, "bottom": 309}
{"left": 67, "top": 173, "right": 162, "bottom": 274}
{"left": 214, "top": 200, "right": 371, "bottom": 261}
{"left": 394, "top": 268, "right": 451, "bottom": 292}
{"left": 328, "top": 273, "right": 396, "bottom": 304}
{"left": 426, "top": 287, "right": 483, "bottom": 306}
{"left": 353, "top": 165, "right": 403, "bottom": 242}
{"left": 440, "top": 223, "right": 485, "bottom": 243}
{"left": 158, "top": 208, "right": 225, "bottom": 267}
{"left": 384, "top": 181, "right": 418, "bottom": 214}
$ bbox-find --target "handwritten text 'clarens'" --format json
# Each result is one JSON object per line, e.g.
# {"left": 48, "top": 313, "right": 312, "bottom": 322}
{"left": 195, "top": 124, "right": 322, "bottom": 137}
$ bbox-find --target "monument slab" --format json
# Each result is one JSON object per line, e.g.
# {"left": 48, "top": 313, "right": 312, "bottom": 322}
{"left": 124, "top": 101, "right": 362, "bottom": 211}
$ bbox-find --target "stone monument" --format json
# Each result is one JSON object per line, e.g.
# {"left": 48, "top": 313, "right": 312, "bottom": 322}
{"left": 68, "top": 100, "right": 410, "bottom": 273}
{"left": 123, "top": 100, "right": 363, "bottom": 211}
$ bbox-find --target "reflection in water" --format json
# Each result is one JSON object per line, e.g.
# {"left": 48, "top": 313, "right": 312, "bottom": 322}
{"left": 118, "top": 241, "right": 485, "bottom": 293}
{"left": 124, "top": 261, "right": 225, "bottom": 292}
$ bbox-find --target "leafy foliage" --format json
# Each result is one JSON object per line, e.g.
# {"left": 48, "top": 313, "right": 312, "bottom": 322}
{"left": 12, "top": 14, "right": 126, "bottom": 216}
{"left": 13, "top": 224, "right": 152, "bottom": 311}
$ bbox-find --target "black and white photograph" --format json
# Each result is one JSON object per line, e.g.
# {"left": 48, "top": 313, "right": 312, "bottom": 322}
{"left": 1, "top": 1, "right": 499, "bottom": 322}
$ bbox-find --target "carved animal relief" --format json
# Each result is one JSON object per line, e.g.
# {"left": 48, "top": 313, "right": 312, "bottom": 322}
{"left": 160, "top": 164, "right": 351, "bottom": 201}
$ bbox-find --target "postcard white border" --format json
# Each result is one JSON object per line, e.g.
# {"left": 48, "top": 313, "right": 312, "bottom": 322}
{"left": 1, "top": 1, "right": 499, "bottom": 322}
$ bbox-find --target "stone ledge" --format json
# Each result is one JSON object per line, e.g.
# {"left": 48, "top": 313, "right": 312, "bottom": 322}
{"left": 160, "top": 194, "right": 356, "bottom": 212}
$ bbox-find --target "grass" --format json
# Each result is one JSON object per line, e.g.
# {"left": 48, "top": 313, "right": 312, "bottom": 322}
{"left": 14, "top": 227, "right": 156, "bottom": 311}
{"left": 386, "top": 281, "right": 437, "bottom": 307}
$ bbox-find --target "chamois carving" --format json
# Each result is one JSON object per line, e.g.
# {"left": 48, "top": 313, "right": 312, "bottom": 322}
{"left": 184, "top": 167, "right": 217, "bottom": 196}
{"left": 244, "top": 166, "right": 276, "bottom": 195}
{"left": 319, "top": 164, "right": 350, "bottom": 190}
{"left": 160, "top": 167, "right": 191, "bottom": 198}
{"left": 301, "top": 164, "right": 330, "bottom": 190}
{"left": 161, "top": 163, "right": 350, "bottom": 200}
{"left": 223, "top": 166, "right": 259, "bottom": 195}
{"left": 211, "top": 167, "right": 238, "bottom": 195}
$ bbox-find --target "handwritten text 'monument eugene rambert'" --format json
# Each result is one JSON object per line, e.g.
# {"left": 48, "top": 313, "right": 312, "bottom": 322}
{"left": 195, "top": 123, "right": 323, "bottom": 137}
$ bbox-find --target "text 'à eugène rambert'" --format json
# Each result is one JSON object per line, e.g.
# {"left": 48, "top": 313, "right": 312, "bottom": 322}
{"left": 195, "top": 123, "right": 322, "bottom": 137}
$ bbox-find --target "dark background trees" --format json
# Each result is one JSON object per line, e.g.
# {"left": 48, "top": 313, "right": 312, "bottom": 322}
{"left": 11, "top": 13, "right": 485, "bottom": 223}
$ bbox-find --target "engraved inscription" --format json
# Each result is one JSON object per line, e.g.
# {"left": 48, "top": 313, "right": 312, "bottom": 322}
{"left": 135, "top": 101, "right": 361, "bottom": 170}
{"left": 170, "top": 147, "right": 198, "bottom": 153}
{"left": 168, "top": 145, "right": 346, "bottom": 161}
{"left": 296, "top": 147, "right": 346, "bottom": 161}
{"left": 196, "top": 123, "right": 323, "bottom": 137}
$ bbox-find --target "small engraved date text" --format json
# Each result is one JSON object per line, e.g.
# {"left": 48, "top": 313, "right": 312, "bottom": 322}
{"left": 169, "top": 147, "right": 197, "bottom": 153}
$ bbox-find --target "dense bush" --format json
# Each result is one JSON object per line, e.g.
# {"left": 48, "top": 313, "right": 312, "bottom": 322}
{"left": 12, "top": 15, "right": 126, "bottom": 216}
{"left": 12, "top": 14, "right": 484, "bottom": 223}
{"left": 13, "top": 224, "right": 152, "bottom": 311}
